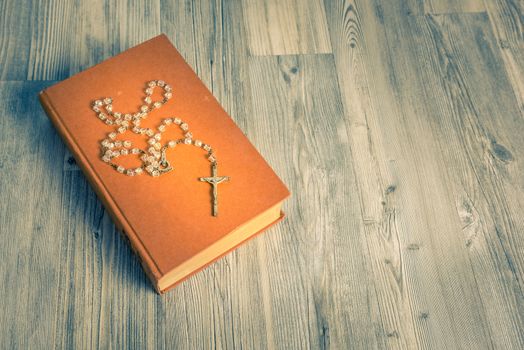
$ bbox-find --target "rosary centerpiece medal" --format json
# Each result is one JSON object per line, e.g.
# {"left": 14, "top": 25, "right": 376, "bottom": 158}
{"left": 92, "top": 80, "right": 229, "bottom": 217}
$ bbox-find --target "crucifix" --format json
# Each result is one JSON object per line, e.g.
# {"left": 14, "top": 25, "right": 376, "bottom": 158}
{"left": 199, "top": 162, "right": 230, "bottom": 217}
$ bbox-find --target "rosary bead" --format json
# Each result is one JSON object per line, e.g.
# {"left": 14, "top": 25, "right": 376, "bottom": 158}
{"left": 94, "top": 80, "right": 218, "bottom": 179}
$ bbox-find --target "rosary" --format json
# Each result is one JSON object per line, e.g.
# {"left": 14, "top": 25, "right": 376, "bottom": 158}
{"left": 92, "top": 80, "right": 229, "bottom": 217}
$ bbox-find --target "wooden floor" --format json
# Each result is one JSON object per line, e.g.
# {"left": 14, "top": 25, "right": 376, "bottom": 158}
{"left": 1, "top": 0, "right": 523, "bottom": 349}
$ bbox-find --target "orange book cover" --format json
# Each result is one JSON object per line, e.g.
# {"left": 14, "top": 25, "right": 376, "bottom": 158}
{"left": 39, "top": 34, "right": 290, "bottom": 293}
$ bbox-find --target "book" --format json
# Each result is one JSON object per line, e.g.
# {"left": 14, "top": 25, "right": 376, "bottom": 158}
{"left": 39, "top": 34, "right": 290, "bottom": 293}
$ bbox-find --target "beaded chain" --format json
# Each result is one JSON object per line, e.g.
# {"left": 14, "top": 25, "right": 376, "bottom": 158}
{"left": 91, "top": 80, "right": 229, "bottom": 216}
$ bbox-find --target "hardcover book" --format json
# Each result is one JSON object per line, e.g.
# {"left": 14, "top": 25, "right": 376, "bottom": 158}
{"left": 39, "top": 34, "right": 290, "bottom": 293}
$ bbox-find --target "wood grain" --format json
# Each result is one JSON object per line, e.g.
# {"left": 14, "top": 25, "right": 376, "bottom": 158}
{"left": 0, "top": 0, "right": 33, "bottom": 79}
{"left": 1, "top": 0, "right": 524, "bottom": 349}
{"left": 0, "top": 0, "right": 161, "bottom": 80}
{"left": 241, "top": 0, "right": 332, "bottom": 55}
{"left": 323, "top": 1, "right": 421, "bottom": 347}
{"left": 424, "top": 0, "right": 485, "bottom": 14}
{"left": 484, "top": 0, "right": 524, "bottom": 115}
{"left": 248, "top": 54, "right": 380, "bottom": 349}
{"left": 325, "top": 0, "right": 524, "bottom": 348}
{"left": 415, "top": 13, "right": 524, "bottom": 348}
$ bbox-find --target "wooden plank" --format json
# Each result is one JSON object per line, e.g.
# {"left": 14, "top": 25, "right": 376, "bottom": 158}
{"left": 0, "top": 81, "right": 64, "bottom": 348}
{"left": 0, "top": 81, "right": 166, "bottom": 349}
{"left": 412, "top": 13, "right": 524, "bottom": 348}
{"left": 0, "top": 0, "right": 161, "bottom": 81}
{"left": 485, "top": 0, "right": 524, "bottom": 116}
{"left": 424, "top": 0, "right": 485, "bottom": 14}
{"left": 325, "top": 0, "right": 524, "bottom": 348}
{"left": 0, "top": 0, "right": 33, "bottom": 79}
{"left": 248, "top": 54, "right": 380, "bottom": 349}
{"left": 241, "top": 0, "right": 332, "bottom": 55}
{"left": 324, "top": 1, "right": 421, "bottom": 348}
{"left": 485, "top": 0, "right": 523, "bottom": 45}
{"left": 26, "top": 0, "right": 76, "bottom": 80}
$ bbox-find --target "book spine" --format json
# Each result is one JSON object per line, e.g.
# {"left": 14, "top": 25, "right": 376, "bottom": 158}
{"left": 39, "top": 90, "right": 162, "bottom": 293}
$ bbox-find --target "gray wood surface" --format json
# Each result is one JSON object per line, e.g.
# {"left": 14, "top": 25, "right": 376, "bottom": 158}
{"left": 1, "top": 0, "right": 523, "bottom": 349}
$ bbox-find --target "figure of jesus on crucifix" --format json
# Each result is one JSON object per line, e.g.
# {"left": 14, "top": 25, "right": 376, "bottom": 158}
{"left": 199, "top": 162, "right": 229, "bottom": 216}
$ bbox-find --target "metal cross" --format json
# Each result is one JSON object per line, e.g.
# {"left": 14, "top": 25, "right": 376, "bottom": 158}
{"left": 199, "top": 162, "right": 229, "bottom": 216}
